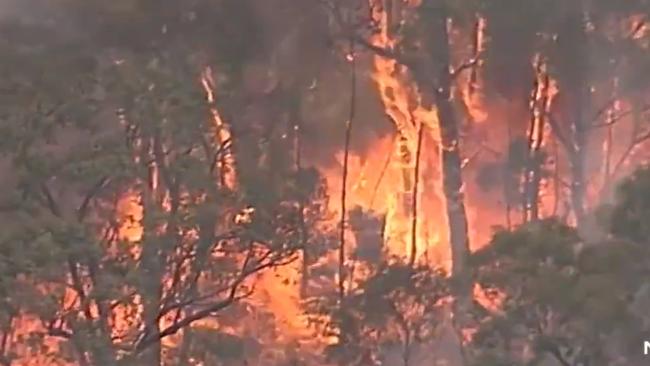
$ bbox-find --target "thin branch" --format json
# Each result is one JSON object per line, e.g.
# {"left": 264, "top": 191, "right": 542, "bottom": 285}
{"left": 77, "top": 176, "right": 111, "bottom": 221}
{"left": 46, "top": 318, "right": 73, "bottom": 339}
{"left": 209, "top": 138, "right": 233, "bottom": 174}
{"left": 545, "top": 343, "right": 574, "bottom": 366}
{"left": 136, "top": 290, "right": 245, "bottom": 353}
{"left": 338, "top": 38, "right": 356, "bottom": 302}
{"left": 134, "top": 239, "right": 292, "bottom": 354}
{"left": 67, "top": 258, "right": 94, "bottom": 322}
{"left": 40, "top": 183, "right": 62, "bottom": 217}
{"left": 353, "top": 35, "right": 413, "bottom": 66}
{"left": 318, "top": 0, "right": 413, "bottom": 67}
{"left": 612, "top": 129, "right": 650, "bottom": 176}
{"left": 159, "top": 246, "right": 195, "bottom": 310}
{"left": 38, "top": 175, "right": 98, "bottom": 330}
{"left": 451, "top": 57, "right": 480, "bottom": 80}
{"left": 369, "top": 135, "right": 397, "bottom": 210}
{"left": 109, "top": 291, "right": 138, "bottom": 310}
{"left": 590, "top": 97, "right": 619, "bottom": 124}
{"left": 591, "top": 104, "right": 650, "bottom": 128}
{"left": 157, "top": 253, "right": 288, "bottom": 319}
{"left": 163, "top": 236, "right": 241, "bottom": 312}
{"left": 460, "top": 148, "right": 483, "bottom": 169}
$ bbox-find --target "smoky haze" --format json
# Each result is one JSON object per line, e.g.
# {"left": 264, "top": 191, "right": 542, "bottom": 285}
{"left": 0, "top": 0, "right": 396, "bottom": 167}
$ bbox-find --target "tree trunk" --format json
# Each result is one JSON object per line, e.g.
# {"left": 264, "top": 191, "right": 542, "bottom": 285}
{"left": 568, "top": 0, "right": 590, "bottom": 228}
{"left": 293, "top": 109, "right": 310, "bottom": 298}
{"left": 468, "top": 16, "right": 483, "bottom": 98}
{"left": 420, "top": 13, "right": 472, "bottom": 366}
{"left": 177, "top": 215, "right": 217, "bottom": 364}
{"left": 138, "top": 134, "right": 173, "bottom": 366}
{"left": 569, "top": 102, "right": 589, "bottom": 228}
{"left": 86, "top": 258, "right": 118, "bottom": 366}
{"left": 139, "top": 199, "right": 163, "bottom": 366}
{"left": 425, "top": 6, "right": 471, "bottom": 289}
{"left": 339, "top": 41, "right": 356, "bottom": 302}
{"left": 570, "top": 127, "right": 587, "bottom": 227}
{"left": 409, "top": 123, "right": 424, "bottom": 267}
{"left": 523, "top": 60, "right": 550, "bottom": 223}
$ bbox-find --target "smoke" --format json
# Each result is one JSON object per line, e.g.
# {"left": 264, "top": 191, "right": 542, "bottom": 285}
{"left": 0, "top": 0, "right": 60, "bottom": 25}
{"left": 248, "top": 0, "right": 394, "bottom": 168}
{"left": 297, "top": 58, "right": 394, "bottom": 167}
{"left": 0, "top": 0, "right": 33, "bottom": 20}
{"left": 0, "top": 0, "right": 89, "bottom": 48}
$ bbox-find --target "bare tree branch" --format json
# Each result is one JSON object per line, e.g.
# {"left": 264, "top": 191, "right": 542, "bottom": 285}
{"left": 209, "top": 138, "right": 233, "bottom": 174}
{"left": 590, "top": 97, "right": 619, "bottom": 124}
{"left": 46, "top": 321, "right": 73, "bottom": 339}
{"left": 40, "top": 183, "right": 62, "bottom": 218}
{"left": 134, "top": 238, "right": 298, "bottom": 354}
{"left": 451, "top": 57, "right": 480, "bottom": 80}
{"left": 591, "top": 104, "right": 650, "bottom": 128}
{"left": 353, "top": 35, "right": 413, "bottom": 66}
{"left": 612, "top": 129, "right": 650, "bottom": 177}
{"left": 318, "top": 0, "right": 414, "bottom": 67}
{"left": 77, "top": 176, "right": 111, "bottom": 221}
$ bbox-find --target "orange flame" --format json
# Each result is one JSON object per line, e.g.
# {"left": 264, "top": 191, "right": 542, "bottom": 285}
{"left": 319, "top": 0, "right": 450, "bottom": 268}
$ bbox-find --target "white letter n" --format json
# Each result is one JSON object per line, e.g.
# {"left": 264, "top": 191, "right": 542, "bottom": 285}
{"left": 644, "top": 341, "right": 650, "bottom": 355}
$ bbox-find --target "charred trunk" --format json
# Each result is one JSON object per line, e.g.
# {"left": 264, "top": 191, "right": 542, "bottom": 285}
{"left": 564, "top": 1, "right": 590, "bottom": 228}
{"left": 293, "top": 112, "right": 310, "bottom": 298}
{"left": 424, "top": 5, "right": 471, "bottom": 291}
{"left": 177, "top": 215, "right": 218, "bottom": 364}
{"left": 139, "top": 195, "right": 163, "bottom": 366}
{"left": 468, "top": 16, "right": 482, "bottom": 98}
{"left": 523, "top": 61, "right": 550, "bottom": 223}
{"left": 570, "top": 127, "right": 587, "bottom": 227}
{"left": 138, "top": 133, "right": 177, "bottom": 366}
{"left": 339, "top": 41, "right": 356, "bottom": 301}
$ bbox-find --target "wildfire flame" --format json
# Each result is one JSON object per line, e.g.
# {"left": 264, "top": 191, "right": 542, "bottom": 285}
{"left": 9, "top": 5, "right": 650, "bottom": 365}
{"left": 319, "top": 0, "right": 450, "bottom": 269}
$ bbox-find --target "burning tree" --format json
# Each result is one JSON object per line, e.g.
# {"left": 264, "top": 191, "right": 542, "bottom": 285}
{"left": 480, "top": 0, "right": 650, "bottom": 228}
{"left": 321, "top": 0, "right": 475, "bottom": 296}
{"left": 4, "top": 0, "right": 650, "bottom": 365}
{"left": 0, "top": 1, "right": 332, "bottom": 364}
{"left": 470, "top": 186, "right": 650, "bottom": 365}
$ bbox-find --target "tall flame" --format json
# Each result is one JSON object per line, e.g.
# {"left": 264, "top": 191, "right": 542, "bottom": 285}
{"left": 341, "top": 0, "right": 449, "bottom": 266}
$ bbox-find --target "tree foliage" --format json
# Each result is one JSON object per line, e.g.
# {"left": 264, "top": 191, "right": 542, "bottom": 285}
{"left": 470, "top": 216, "right": 650, "bottom": 365}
